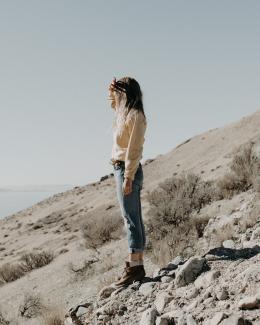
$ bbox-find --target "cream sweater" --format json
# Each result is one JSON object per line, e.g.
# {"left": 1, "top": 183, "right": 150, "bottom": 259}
{"left": 111, "top": 110, "right": 147, "bottom": 180}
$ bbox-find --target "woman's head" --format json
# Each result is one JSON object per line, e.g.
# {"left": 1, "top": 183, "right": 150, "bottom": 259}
{"left": 109, "top": 76, "right": 146, "bottom": 119}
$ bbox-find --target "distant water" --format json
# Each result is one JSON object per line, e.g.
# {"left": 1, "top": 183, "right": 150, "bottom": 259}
{"left": 0, "top": 191, "right": 63, "bottom": 219}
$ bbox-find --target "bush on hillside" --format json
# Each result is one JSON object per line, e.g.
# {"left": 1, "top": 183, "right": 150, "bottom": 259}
{"left": 0, "top": 310, "right": 10, "bottom": 325}
{"left": 0, "top": 250, "right": 54, "bottom": 285}
{"left": 18, "top": 293, "right": 46, "bottom": 319}
{"left": 0, "top": 262, "right": 26, "bottom": 284}
{"left": 217, "top": 141, "right": 259, "bottom": 198}
{"left": 20, "top": 250, "right": 54, "bottom": 272}
{"left": 145, "top": 172, "right": 220, "bottom": 264}
{"left": 82, "top": 213, "right": 123, "bottom": 251}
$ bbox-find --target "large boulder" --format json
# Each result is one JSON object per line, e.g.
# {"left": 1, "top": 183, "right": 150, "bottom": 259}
{"left": 175, "top": 256, "right": 207, "bottom": 288}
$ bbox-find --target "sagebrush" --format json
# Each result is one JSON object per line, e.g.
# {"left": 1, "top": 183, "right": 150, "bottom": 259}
{"left": 145, "top": 172, "right": 220, "bottom": 264}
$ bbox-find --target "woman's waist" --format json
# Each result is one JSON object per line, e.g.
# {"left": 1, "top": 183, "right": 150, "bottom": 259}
{"left": 111, "top": 159, "right": 142, "bottom": 169}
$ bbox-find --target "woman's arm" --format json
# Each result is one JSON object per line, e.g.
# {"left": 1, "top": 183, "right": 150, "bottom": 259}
{"left": 124, "top": 111, "right": 147, "bottom": 181}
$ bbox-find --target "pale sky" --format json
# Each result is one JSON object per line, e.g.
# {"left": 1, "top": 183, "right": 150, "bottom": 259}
{"left": 0, "top": 1, "right": 259, "bottom": 187}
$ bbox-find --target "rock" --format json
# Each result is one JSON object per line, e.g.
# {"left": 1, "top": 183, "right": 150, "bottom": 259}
{"left": 251, "top": 227, "right": 260, "bottom": 240}
{"left": 155, "top": 316, "right": 169, "bottom": 325}
{"left": 64, "top": 317, "right": 73, "bottom": 325}
{"left": 159, "top": 283, "right": 170, "bottom": 290}
{"left": 160, "top": 310, "right": 184, "bottom": 323}
{"left": 140, "top": 307, "right": 158, "bottom": 325}
{"left": 203, "top": 297, "right": 215, "bottom": 307}
{"left": 177, "top": 314, "right": 186, "bottom": 325}
{"left": 154, "top": 292, "right": 173, "bottom": 313}
{"left": 98, "top": 285, "right": 116, "bottom": 300}
{"left": 175, "top": 256, "right": 207, "bottom": 288}
{"left": 167, "top": 256, "right": 185, "bottom": 268}
{"left": 154, "top": 258, "right": 180, "bottom": 278}
{"left": 202, "top": 287, "right": 213, "bottom": 300}
{"left": 98, "top": 314, "right": 110, "bottom": 322}
{"left": 219, "top": 314, "right": 252, "bottom": 324}
{"left": 137, "top": 306, "right": 148, "bottom": 313}
{"left": 209, "top": 312, "right": 228, "bottom": 325}
{"left": 166, "top": 282, "right": 175, "bottom": 292}
{"left": 100, "top": 175, "right": 109, "bottom": 181}
{"left": 240, "top": 265, "right": 260, "bottom": 290}
{"left": 186, "top": 300, "right": 198, "bottom": 312}
{"left": 167, "top": 270, "right": 176, "bottom": 277}
{"left": 238, "top": 294, "right": 260, "bottom": 309}
{"left": 139, "top": 282, "right": 157, "bottom": 296}
{"left": 110, "top": 286, "right": 127, "bottom": 298}
{"left": 216, "top": 287, "right": 229, "bottom": 300}
{"left": 184, "top": 286, "right": 199, "bottom": 299}
{"left": 194, "top": 270, "right": 221, "bottom": 289}
{"left": 187, "top": 314, "right": 197, "bottom": 325}
{"left": 161, "top": 276, "right": 174, "bottom": 283}
{"left": 222, "top": 239, "right": 236, "bottom": 249}
{"left": 153, "top": 268, "right": 161, "bottom": 278}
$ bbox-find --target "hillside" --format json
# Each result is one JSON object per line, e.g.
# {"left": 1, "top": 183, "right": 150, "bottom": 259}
{"left": 0, "top": 109, "right": 259, "bottom": 325}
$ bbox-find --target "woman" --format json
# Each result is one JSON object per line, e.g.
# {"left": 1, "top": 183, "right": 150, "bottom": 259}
{"left": 108, "top": 76, "right": 147, "bottom": 287}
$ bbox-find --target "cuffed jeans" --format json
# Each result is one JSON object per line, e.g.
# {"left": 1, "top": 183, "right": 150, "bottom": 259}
{"left": 113, "top": 161, "right": 146, "bottom": 253}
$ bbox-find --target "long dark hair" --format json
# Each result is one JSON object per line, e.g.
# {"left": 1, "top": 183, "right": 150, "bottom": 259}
{"left": 114, "top": 77, "right": 146, "bottom": 119}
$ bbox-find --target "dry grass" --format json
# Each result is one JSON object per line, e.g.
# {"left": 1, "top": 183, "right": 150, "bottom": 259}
{"left": 68, "top": 257, "right": 99, "bottom": 279}
{"left": 18, "top": 293, "right": 46, "bottom": 318}
{"left": 0, "top": 262, "right": 26, "bottom": 284}
{"left": 217, "top": 141, "right": 259, "bottom": 198}
{"left": 20, "top": 250, "right": 54, "bottom": 272}
{"left": 40, "top": 306, "right": 65, "bottom": 325}
{"left": 146, "top": 172, "right": 219, "bottom": 236}
{"left": 82, "top": 213, "right": 123, "bottom": 250}
{"left": 239, "top": 199, "right": 260, "bottom": 232}
{"left": 0, "top": 250, "right": 54, "bottom": 285}
{"left": 208, "top": 223, "right": 236, "bottom": 247}
{"left": 145, "top": 172, "right": 219, "bottom": 265}
{"left": 0, "top": 310, "right": 9, "bottom": 325}
{"left": 95, "top": 271, "right": 118, "bottom": 293}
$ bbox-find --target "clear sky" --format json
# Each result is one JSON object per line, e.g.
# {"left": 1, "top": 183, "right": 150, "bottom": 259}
{"left": 0, "top": 1, "right": 259, "bottom": 187}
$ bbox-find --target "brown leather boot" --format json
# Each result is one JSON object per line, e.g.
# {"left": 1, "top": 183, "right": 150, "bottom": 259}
{"left": 114, "top": 261, "right": 145, "bottom": 287}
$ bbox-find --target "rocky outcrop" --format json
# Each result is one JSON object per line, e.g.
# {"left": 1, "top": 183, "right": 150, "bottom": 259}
{"left": 65, "top": 187, "right": 260, "bottom": 324}
{"left": 65, "top": 245, "right": 260, "bottom": 324}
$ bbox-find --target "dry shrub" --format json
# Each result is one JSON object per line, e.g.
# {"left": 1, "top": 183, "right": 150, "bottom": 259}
{"left": 18, "top": 293, "right": 46, "bottom": 318}
{"left": 20, "top": 250, "right": 54, "bottom": 271}
{"left": 82, "top": 213, "right": 123, "bottom": 250}
{"left": 239, "top": 199, "right": 260, "bottom": 231}
{"left": 217, "top": 141, "right": 259, "bottom": 198}
{"left": 96, "top": 271, "right": 119, "bottom": 293}
{"left": 0, "top": 262, "right": 26, "bottom": 284}
{"left": 0, "top": 250, "right": 54, "bottom": 285}
{"left": 0, "top": 310, "right": 9, "bottom": 325}
{"left": 146, "top": 172, "right": 219, "bottom": 264}
{"left": 68, "top": 257, "right": 99, "bottom": 278}
{"left": 40, "top": 306, "right": 65, "bottom": 325}
{"left": 209, "top": 223, "right": 235, "bottom": 247}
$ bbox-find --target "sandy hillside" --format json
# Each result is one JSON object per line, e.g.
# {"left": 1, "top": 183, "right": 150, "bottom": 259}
{"left": 0, "top": 109, "right": 259, "bottom": 324}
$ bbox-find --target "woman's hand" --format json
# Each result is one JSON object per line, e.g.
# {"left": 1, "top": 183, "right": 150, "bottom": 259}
{"left": 123, "top": 177, "right": 132, "bottom": 195}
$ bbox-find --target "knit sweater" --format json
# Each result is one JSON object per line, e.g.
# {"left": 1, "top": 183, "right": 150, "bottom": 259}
{"left": 111, "top": 110, "right": 147, "bottom": 181}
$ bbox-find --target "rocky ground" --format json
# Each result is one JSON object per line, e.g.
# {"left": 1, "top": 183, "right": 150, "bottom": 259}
{"left": 65, "top": 191, "right": 260, "bottom": 325}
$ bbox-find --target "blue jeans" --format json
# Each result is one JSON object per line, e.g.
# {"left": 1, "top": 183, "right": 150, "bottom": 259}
{"left": 113, "top": 162, "right": 146, "bottom": 253}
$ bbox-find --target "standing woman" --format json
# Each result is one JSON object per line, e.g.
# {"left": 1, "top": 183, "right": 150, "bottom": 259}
{"left": 108, "top": 76, "right": 147, "bottom": 287}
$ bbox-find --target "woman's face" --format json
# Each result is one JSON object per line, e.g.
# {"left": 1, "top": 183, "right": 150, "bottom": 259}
{"left": 108, "top": 88, "right": 117, "bottom": 109}
{"left": 108, "top": 80, "right": 117, "bottom": 110}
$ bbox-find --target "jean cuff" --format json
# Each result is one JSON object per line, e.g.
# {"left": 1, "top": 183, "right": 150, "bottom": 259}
{"left": 129, "top": 247, "right": 144, "bottom": 253}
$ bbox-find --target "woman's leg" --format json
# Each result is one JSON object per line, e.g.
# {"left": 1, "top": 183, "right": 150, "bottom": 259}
{"left": 128, "top": 186, "right": 145, "bottom": 263}
{"left": 123, "top": 165, "right": 145, "bottom": 256}
{"left": 114, "top": 163, "right": 145, "bottom": 258}
{"left": 113, "top": 163, "right": 146, "bottom": 286}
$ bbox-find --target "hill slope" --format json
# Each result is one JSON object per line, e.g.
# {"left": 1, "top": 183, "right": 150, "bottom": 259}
{"left": 0, "top": 109, "right": 259, "bottom": 324}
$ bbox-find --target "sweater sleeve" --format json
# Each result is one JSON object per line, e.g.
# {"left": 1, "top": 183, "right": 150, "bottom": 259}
{"left": 124, "top": 111, "right": 147, "bottom": 181}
